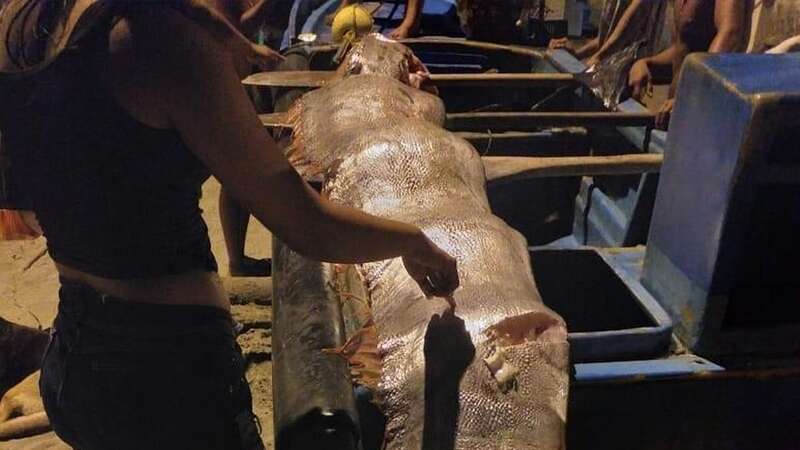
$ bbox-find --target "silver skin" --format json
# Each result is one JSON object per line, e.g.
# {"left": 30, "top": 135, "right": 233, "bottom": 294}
{"left": 288, "top": 35, "right": 569, "bottom": 450}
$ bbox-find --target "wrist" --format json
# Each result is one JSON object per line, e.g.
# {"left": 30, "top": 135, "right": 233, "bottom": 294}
{"left": 400, "top": 18, "right": 418, "bottom": 30}
{"left": 402, "top": 227, "right": 430, "bottom": 259}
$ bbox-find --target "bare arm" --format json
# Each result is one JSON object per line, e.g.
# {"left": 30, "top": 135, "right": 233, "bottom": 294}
{"left": 402, "top": 0, "right": 424, "bottom": 29}
{"left": 647, "top": 43, "right": 680, "bottom": 69}
{"left": 709, "top": 0, "right": 746, "bottom": 53}
{"left": 628, "top": 44, "right": 678, "bottom": 99}
{"left": 122, "top": 8, "right": 457, "bottom": 294}
{"left": 239, "top": 0, "right": 271, "bottom": 38}
{"left": 590, "top": 0, "right": 645, "bottom": 62}
{"left": 669, "top": 0, "right": 744, "bottom": 97}
{"left": 177, "top": 1, "right": 252, "bottom": 49}
{"left": 390, "top": 0, "right": 424, "bottom": 39}
{"left": 574, "top": 37, "right": 600, "bottom": 60}
{"left": 177, "top": 0, "right": 282, "bottom": 68}
{"left": 768, "top": 35, "right": 800, "bottom": 54}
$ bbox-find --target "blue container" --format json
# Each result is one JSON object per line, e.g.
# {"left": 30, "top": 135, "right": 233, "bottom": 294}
{"left": 531, "top": 247, "right": 672, "bottom": 362}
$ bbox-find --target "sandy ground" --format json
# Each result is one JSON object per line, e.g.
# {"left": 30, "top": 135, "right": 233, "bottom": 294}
{"left": 0, "top": 177, "right": 276, "bottom": 449}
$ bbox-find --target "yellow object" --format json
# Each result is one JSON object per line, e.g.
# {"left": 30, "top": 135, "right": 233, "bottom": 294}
{"left": 331, "top": 5, "right": 374, "bottom": 43}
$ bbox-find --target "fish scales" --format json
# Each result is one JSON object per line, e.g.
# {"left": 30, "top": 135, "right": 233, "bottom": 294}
{"left": 287, "top": 35, "right": 569, "bottom": 450}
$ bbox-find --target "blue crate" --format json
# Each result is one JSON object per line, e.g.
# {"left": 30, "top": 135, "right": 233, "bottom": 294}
{"left": 530, "top": 246, "right": 673, "bottom": 362}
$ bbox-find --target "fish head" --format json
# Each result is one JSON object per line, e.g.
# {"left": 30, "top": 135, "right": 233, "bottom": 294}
{"left": 337, "top": 34, "right": 436, "bottom": 93}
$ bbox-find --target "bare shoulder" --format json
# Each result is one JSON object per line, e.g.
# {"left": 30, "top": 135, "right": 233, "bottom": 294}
{"left": 107, "top": 5, "right": 228, "bottom": 77}
{"left": 102, "top": 5, "right": 231, "bottom": 128}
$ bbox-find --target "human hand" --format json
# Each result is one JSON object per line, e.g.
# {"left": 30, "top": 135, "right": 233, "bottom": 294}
{"left": 403, "top": 234, "right": 459, "bottom": 302}
{"left": 390, "top": 24, "right": 413, "bottom": 40}
{"left": 584, "top": 54, "right": 600, "bottom": 69}
{"left": 247, "top": 42, "right": 285, "bottom": 70}
{"left": 628, "top": 59, "right": 652, "bottom": 100}
{"left": 655, "top": 98, "right": 675, "bottom": 130}
{"left": 548, "top": 37, "right": 571, "bottom": 51}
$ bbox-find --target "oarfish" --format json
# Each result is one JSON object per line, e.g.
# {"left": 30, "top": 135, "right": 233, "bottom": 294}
{"left": 286, "top": 34, "right": 569, "bottom": 450}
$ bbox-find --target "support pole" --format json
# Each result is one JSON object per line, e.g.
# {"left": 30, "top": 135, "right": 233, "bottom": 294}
{"left": 244, "top": 71, "right": 576, "bottom": 88}
{"left": 484, "top": 154, "right": 664, "bottom": 184}
{"left": 448, "top": 112, "right": 657, "bottom": 131}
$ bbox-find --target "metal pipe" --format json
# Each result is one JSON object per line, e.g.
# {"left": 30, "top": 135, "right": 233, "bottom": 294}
{"left": 244, "top": 71, "right": 576, "bottom": 88}
{"left": 447, "top": 112, "right": 657, "bottom": 131}
{"left": 271, "top": 238, "right": 360, "bottom": 450}
{"left": 261, "top": 112, "right": 657, "bottom": 131}
{"left": 484, "top": 154, "right": 664, "bottom": 184}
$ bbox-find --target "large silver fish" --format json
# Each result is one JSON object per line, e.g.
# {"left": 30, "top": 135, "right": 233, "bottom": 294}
{"left": 287, "top": 35, "right": 569, "bottom": 450}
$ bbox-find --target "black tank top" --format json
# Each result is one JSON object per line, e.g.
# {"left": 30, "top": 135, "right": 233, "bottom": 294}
{"left": 677, "top": 0, "right": 717, "bottom": 53}
{"left": 1, "top": 17, "right": 218, "bottom": 279}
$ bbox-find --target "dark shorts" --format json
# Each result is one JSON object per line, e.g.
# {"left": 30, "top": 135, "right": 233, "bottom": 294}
{"left": 40, "top": 280, "right": 264, "bottom": 450}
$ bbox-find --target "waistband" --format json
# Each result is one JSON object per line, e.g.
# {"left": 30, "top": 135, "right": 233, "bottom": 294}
{"left": 56, "top": 278, "right": 235, "bottom": 345}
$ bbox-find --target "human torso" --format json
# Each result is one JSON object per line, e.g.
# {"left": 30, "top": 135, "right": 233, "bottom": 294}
{"left": 676, "top": 0, "right": 717, "bottom": 52}
{"left": 598, "top": 0, "right": 667, "bottom": 57}
{"left": 1, "top": 6, "right": 229, "bottom": 309}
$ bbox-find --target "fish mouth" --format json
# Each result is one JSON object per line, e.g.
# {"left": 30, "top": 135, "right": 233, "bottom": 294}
{"left": 485, "top": 311, "right": 566, "bottom": 347}
{"left": 483, "top": 312, "right": 567, "bottom": 392}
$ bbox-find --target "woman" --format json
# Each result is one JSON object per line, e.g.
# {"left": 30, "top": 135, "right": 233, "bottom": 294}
{"left": 628, "top": 0, "right": 747, "bottom": 129}
{"left": 214, "top": 0, "right": 277, "bottom": 277}
{"left": 0, "top": 1, "right": 459, "bottom": 449}
{"left": 549, "top": 0, "right": 665, "bottom": 67}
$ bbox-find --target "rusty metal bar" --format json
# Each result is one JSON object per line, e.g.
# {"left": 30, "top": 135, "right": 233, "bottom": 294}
{"left": 430, "top": 73, "right": 576, "bottom": 88}
{"left": 244, "top": 71, "right": 334, "bottom": 88}
{"left": 447, "top": 112, "right": 657, "bottom": 131}
{"left": 244, "top": 71, "right": 576, "bottom": 89}
{"left": 261, "top": 112, "right": 656, "bottom": 132}
{"left": 484, "top": 154, "right": 664, "bottom": 184}
{"left": 259, "top": 113, "right": 293, "bottom": 129}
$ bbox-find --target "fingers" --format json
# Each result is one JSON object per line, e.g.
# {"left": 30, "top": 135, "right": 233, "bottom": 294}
{"left": 443, "top": 295, "right": 456, "bottom": 311}
{"left": 629, "top": 74, "right": 644, "bottom": 100}
{"left": 655, "top": 100, "right": 674, "bottom": 130}
{"left": 426, "top": 267, "right": 460, "bottom": 299}
{"left": 249, "top": 44, "right": 285, "bottom": 70}
{"left": 416, "top": 275, "right": 436, "bottom": 297}
{"left": 655, "top": 109, "right": 670, "bottom": 130}
{"left": 390, "top": 28, "right": 409, "bottom": 40}
{"left": 402, "top": 239, "right": 459, "bottom": 302}
{"left": 411, "top": 267, "right": 459, "bottom": 300}
{"left": 548, "top": 38, "right": 568, "bottom": 50}
{"left": 628, "top": 62, "right": 650, "bottom": 101}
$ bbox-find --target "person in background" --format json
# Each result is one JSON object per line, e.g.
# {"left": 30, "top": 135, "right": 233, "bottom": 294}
{"left": 332, "top": 0, "right": 424, "bottom": 39}
{"left": 767, "top": 34, "right": 800, "bottom": 54}
{"left": 551, "top": 1, "right": 649, "bottom": 61}
{"left": 456, "top": 0, "right": 537, "bottom": 44}
{"left": 628, "top": 0, "right": 749, "bottom": 129}
{"left": 179, "top": 0, "right": 283, "bottom": 67}
{"left": 746, "top": 0, "right": 800, "bottom": 53}
{"left": 389, "top": 0, "right": 424, "bottom": 39}
{"left": 215, "top": 0, "right": 280, "bottom": 276}
{"left": 549, "top": 0, "right": 667, "bottom": 108}
{"left": 550, "top": 0, "right": 665, "bottom": 68}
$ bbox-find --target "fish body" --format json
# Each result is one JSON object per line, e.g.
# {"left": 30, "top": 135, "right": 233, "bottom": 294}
{"left": 287, "top": 35, "right": 569, "bottom": 450}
